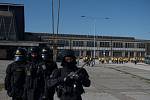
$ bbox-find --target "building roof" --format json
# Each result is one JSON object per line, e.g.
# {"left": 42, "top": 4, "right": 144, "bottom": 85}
{"left": 26, "top": 32, "right": 135, "bottom": 40}
{"left": 0, "top": 3, "right": 23, "bottom": 6}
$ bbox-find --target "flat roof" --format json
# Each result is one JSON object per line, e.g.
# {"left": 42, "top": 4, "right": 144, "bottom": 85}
{"left": 0, "top": 41, "right": 47, "bottom": 46}
{"left": 0, "top": 3, "right": 23, "bottom": 6}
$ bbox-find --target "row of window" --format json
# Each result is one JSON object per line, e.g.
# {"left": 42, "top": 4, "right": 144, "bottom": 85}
{"left": 74, "top": 50, "right": 145, "bottom": 57}
{"left": 50, "top": 40, "right": 145, "bottom": 48}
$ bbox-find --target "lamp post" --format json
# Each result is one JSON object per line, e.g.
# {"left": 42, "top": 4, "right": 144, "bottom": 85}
{"left": 81, "top": 16, "right": 97, "bottom": 65}
{"left": 93, "top": 19, "right": 96, "bottom": 64}
{"left": 81, "top": 16, "right": 111, "bottom": 65}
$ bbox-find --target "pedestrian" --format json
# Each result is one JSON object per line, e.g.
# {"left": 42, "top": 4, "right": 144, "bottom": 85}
{"left": 23, "top": 47, "right": 44, "bottom": 100}
{"left": 48, "top": 49, "right": 91, "bottom": 100}
{"left": 40, "top": 48, "right": 58, "bottom": 100}
{"left": 5, "top": 48, "right": 28, "bottom": 100}
{"left": 86, "top": 56, "right": 91, "bottom": 66}
{"left": 134, "top": 58, "right": 137, "bottom": 65}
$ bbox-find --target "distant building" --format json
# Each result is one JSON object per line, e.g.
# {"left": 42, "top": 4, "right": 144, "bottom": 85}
{"left": 1, "top": 31, "right": 150, "bottom": 60}
{"left": 41, "top": 34, "right": 150, "bottom": 60}
{"left": 0, "top": 3, "right": 150, "bottom": 61}
{"left": 0, "top": 3, "right": 24, "bottom": 41}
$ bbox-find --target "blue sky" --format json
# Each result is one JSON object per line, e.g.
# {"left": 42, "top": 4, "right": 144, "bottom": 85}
{"left": 1, "top": 0, "right": 150, "bottom": 40}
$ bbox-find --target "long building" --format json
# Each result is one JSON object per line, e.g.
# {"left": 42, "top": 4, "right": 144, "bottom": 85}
{"left": 41, "top": 34, "right": 150, "bottom": 61}
{"left": 1, "top": 32, "right": 150, "bottom": 60}
{"left": 0, "top": 3, "right": 150, "bottom": 61}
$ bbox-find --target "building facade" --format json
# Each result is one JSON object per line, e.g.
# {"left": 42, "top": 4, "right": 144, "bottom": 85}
{"left": 0, "top": 3, "right": 24, "bottom": 41}
{"left": 41, "top": 34, "right": 150, "bottom": 61}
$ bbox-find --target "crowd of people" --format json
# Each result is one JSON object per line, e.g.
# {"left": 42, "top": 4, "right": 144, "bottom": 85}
{"left": 83, "top": 56, "right": 143, "bottom": 66}
{"left": 4, "top": 47, "right": 91, "bottom": 100}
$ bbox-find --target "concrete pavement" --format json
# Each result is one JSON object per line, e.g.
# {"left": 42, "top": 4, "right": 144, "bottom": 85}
{"left": 86, "top": 63, "right": 150, "bottom": 100}
{"left": 1, "top": 60, "right": 150, "bottom": 100}
{"left": 105, "top": 63, "right": 150, "bottom": 80}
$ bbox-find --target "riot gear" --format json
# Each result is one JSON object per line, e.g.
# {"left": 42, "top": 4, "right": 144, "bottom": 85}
{"left": 23, "top": 47, "right": 44, "bottom": 100}
{"left": 5, "top": 48, "right": 28, "bottom": 100}
{"left": 48, "top": 49, "right": 91, "bottom": 100}
{"left": 14, "top": 48, "right": 27, "bottom": 62}
{"left": 41, "top": 48, "right": 53, "bottom": 61}
{"left": 61, "top": 49, "right": 75, "bottom": 58}
{"left": 61, "top": 50, "right": 77, "bottom": 67}
{"left": 23, "top": 61, "right": 44, "bottom": 100}
{"left": 30, "top": 47, "right": 39, "bottom": 53}
{"left": 40, "top": 48, "right": 58, "bottom": 100}
{"left": 29, "top": 47, "right": 40, "bottom": 60}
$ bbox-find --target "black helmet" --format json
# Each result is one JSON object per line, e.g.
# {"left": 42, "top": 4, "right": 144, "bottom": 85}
{"left": 41, "top": 48, "right": 53, "bottom": 61}
{"left": 60, "top": 49, "right": 77, "bottom": 67}
{"left": 30, "top": 47, "right": 39, "bottom": 54}
{"left": 61, "top": 49, "right": 75, "bottom": 58}
{"left": 28, "top": 47, "right": 39, "bottom": 60}
{"left": 15, "top": 48, "right": 27, "bottom": 61}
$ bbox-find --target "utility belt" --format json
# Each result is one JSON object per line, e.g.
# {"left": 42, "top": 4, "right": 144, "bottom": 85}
{"left": 56, "top": 84, "right": 84, "bottom": 97}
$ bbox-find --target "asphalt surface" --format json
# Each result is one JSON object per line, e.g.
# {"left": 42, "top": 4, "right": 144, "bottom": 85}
{"left": 1, "top": 60, "right": 150, "bottom": 100}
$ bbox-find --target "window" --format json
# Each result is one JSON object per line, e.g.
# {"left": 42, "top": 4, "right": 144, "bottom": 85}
{"left": 137, "top": 43, "right": 145, "bottom": 48}
{"left": 99, "top": 50, "right": 109, "bottom": 57}
{"left": 99, "top": 42, "right": 110, "bottom": 47}
{"left": 113, "top": 42, "right": 123, "bottom": 48}
{"left": 57, "top": 40, "right": 69, "bottom": 46}
{"left": 87, "top": 41, "right": 97, "bottom": 47}
{"left": 125, "top": 43, "right": 134, "bottom": 48}
{"left": 73, "top": 41, "right": 84, "bottom": 46}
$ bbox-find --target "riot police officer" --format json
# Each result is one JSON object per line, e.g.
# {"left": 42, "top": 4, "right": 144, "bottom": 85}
{"left": 5, "top": 48, "right": 28, "bottom": 100}
{"left": 48, "top": 49, "right": 91, "bottom": 100}
{"left": 40, "top": 48, "right": 58, "bottom": 100}
{"left": 23, "top": 47, "right": 44, "bottom": 100}
{"left": 27, "top": 47, "right": 41, "bottom": 62}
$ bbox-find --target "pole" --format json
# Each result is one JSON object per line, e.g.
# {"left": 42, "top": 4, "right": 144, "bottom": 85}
{"left": 81, "top": 16, "right": 111, "bottom": 65}
{"left": 52, "top": 0, "right": 54, "bottom": 35}
{"left": 51, "top": 0, "right": 56, "bottom": 61}
{"left": 52, "top": 0, "right": 61, "bottom": 62}
{"left": 57, "top": 0, "right": 60, "bottom": 34}
{"left": 93, "top": 19, "right": 96, "bottom": 65}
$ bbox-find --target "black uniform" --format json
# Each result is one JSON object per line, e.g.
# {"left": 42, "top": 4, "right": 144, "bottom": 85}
{"left": 5, "top": 61, "right": 27, "bottom": 100}
{"left": 23, "top": 60, "right": 44, "bottom": 100}
{"left": 40, "top": 48, "right": 58, "bottom": 100}
{"left": 48, "top": 50, "right": 91, "bottom": 100}
{"left": 23, "top": 47, "right": 44, "bottom": 100}
{"left": 5, "top": 48, "right": 27, "bottom": 100}
{"left": 41, "top": 61, "right": 58, "bottom": 100}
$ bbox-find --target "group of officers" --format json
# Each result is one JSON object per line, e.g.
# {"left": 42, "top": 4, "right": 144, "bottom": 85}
{"left": 4, "top": 47, "right": 91, "bottom": 100}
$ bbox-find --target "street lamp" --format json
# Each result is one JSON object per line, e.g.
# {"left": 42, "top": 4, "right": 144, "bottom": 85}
{"left": 81, "top": 16, "right": 111, "bottom": 65}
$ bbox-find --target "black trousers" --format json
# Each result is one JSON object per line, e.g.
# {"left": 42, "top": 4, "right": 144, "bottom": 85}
{"left": 12, "top": 97, "right": 23, "bottom": 100}
{"left": 60, "top": 94, "right": 82, "bottom": 100}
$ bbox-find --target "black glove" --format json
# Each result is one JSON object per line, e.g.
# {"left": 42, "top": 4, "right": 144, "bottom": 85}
{"left": 67, "top": 72, "right": 79, "bottom": 80}
{"left": 57, "top": 77, "right": 64, "bottom": 83}
{"left": 63, "top": 77, "right": 70, "bottom": 83}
